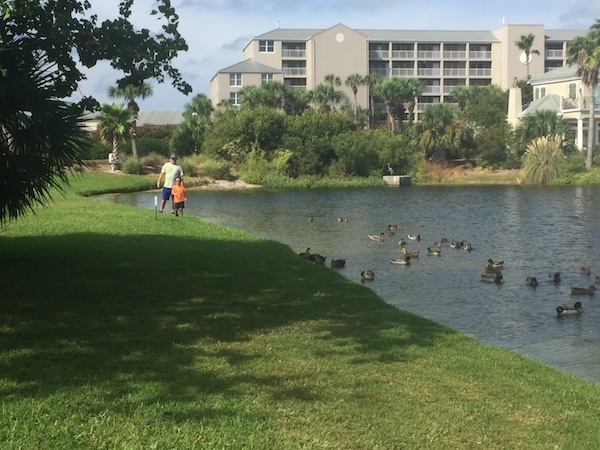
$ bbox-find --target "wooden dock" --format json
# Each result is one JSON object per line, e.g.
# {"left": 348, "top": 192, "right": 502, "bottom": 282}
{"left": 383, "top": 175, "right": 411, "bottom": 186}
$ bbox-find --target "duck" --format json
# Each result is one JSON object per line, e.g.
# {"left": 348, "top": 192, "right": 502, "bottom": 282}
{"left": 330, "top": 258, "right": 346, "bottom": 269}
{"left": 401, "top": 247, "right": 419, "bottom": 258}
{"left": 450, "top": 241, "right": 462, "bottom": 249}
{"left": 596, "top": 275, "right": 600, "bottom": 283}
{"left": 484, "top": 264, "right": 502, "bottom": 273}
{"left": 407, "top": 234, "right": 421, "bottom": 241}
{"left": 481, "top": 274, "right": 503, "bottom": 284}
{"left": 526, "top": 276, "right": 539, "bottom": 287}
{"left": 308, "top": 216, "right": 314, "bottom": 222}
{"left": 298, "top": 247, "right": 312, "bottom": 260}
{"left": 432, "top": 237, "right": 448, "bottom": 247}
{"left": 310, "top": 253, "right": 326, "bottom": 265}
{"left": 548, "top": 272, "right": 561, "bottom": 283}
{"left": 398, "top": 238, "right": 406, "bottom": 246}
{"left": 390, "top": 257, "right": 410, "bottom": 265}
{"left": 387, "top": 224, "right": 399, "bottom": 231}
{"left": 368, "top": 233, "right": 385, "bottom": 241}
{"left": 360, "top": 270, "right": 375, "bottom": 281}
{"left": 487, "top": 259, "right": 504, "bottom": 268}
{"left": 570, "top": 285, "right": 596, "bottom": 295}
{"left": 580, "top": 266, "right": 591, "bottom": 275}
{"left": 556, "top": 301, "right": 583, "bottom": 316}
{"left": 464, "top": 242, "right": 472, "bottom": 252}
{"left": 426, "top": 247, "right": 441, "bottom": 256}
{"left": 337, "top": 217, "right": 349, "bottom": 223}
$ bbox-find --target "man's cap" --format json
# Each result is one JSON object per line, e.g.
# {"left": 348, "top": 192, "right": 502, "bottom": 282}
{"left": 170, "top": 153, "right": 177, "bottom": 160}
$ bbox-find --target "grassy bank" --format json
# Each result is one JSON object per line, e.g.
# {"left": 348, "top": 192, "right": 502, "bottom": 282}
{"left": 2, "top": 172, "right": 600, "bottom": 449}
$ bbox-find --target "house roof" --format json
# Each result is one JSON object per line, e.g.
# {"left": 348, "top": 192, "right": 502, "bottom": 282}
{"left": 519, "top": 94, "right": 564, "bottom": 118}
{"left": 528, "top": 65, "right": 579, "bottom": 85}
{"left": 217, "top": 59, "right": 282, "bottom": 74}
{"left": 137, "top": 110, "right": 183, "bottom": 125}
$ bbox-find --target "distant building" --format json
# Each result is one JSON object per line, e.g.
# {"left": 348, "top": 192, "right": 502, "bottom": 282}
{"left": 521, "top": 65, "right": 600, "bottom": 150}
{"left": 81, "top": 109, "right": 184, "bottom": 132}
{"left": 210, "top": 23, "right": 585, "bottom": 123}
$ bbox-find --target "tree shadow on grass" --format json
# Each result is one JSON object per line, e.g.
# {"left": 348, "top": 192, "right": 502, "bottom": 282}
{"left": 0, "top": 232, "right": 456, "bottom": 417}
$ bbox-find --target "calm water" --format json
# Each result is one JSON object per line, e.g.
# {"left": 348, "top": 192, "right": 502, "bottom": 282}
{"left": 100, "top": 185, "right": 600, "bottom": 383}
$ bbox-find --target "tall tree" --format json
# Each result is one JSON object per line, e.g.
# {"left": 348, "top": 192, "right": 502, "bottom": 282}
{"left": 108, "top": 82, "right": 154, "bottom": 159}
{"left": 401, "top": 77, "right": 425, "bottom": 126}
{"left": 415, "top": 103, "right": 465, "bottom": 160}
{"left": 364, "top": 73, "right": 382, "bottom": 128}
{"left": 373, "top": 77, "right": 406, "bottom": 132}
{"left": 0, "top": 0, "right": 191, "bottom": 224}
{"left": 515, "top": 33, "right": 540, "bottom": 80}
{"left": 324, "top": 74, "right": 342, "bottom": 110}
{"left": 345, "top": 74, "right": 364, "bottom": 122}
{"left": 568, "top": 20, "right": 600, "bottom": 169}
{"left": 98, "top": 104, "right": 134, "bottom": 170}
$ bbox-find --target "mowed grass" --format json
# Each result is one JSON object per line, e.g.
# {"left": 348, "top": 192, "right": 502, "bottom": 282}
{"left": 2, "top": 172, "right": 600, "bottom": 449}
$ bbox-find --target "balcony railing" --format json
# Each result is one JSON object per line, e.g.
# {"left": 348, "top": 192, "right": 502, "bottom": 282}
{"left": 469, "top": 68, "right": 492, "bottom": 77}
{"left": 424, "top": 86, "right": 441, "bottom": 94}
{"left": 282, "top": 49, "right": 306, "bottom": 58}
{"left": 369, "top": 50, "right": 389, "bottom": 60}
{"left": 545, "top": 49, "right": 564, "bottom": 58}
{"left": 443, "top": 68, "right": 466, "bottom": 76}
{"left": 469, "top": 51, "right": 492, "bottom": 59}
{"left": 370, "top": 68, "right": 389, "bottom": 77}
{"left": 417, "top": 50, "right": 441, "bottom": 59}
{"left": 443, "top": 51, "right": 466, "bottom": 59}
{"left": 417, "top": 102, "right": 437, "bottom": 110}
{"left": 443, "top": 85, "right": 465, "bottom": 94}
{"left": 417, "top": 68, "right": 441, "bottom": 76}
{"left": 391, "top": 68, "right": 415, "bottom": 76}
{"left": 391, "top": 50, "right": 414, "bottom": 59}
{"left": 282, "top": 67, "right": 306, "bottom": 76}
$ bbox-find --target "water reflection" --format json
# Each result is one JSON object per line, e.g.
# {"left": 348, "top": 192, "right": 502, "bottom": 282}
{"left": 98, "top": 186, "right": 600, "bottom": 383}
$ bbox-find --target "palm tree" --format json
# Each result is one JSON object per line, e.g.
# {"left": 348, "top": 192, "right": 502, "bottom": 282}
{"left": 108, "top": 82, "right": 153, "bottom": 159}
{"left": 373, "top": 77, "right": 406, "bottom": 132}
{"left": 324, "top": 74, "right": 342, "bottom": 110}
{"left": 568, "top": 22, "right": 600, "bottom": 169}
{"left": 238, "top": 85, "right": 264, "bottom": 110}
{"left": 262, "top": 81, "right": 287, "bottom": 109}
{"left": 364, "top": 73, "right": 382, "bottom": 128}
{"left": 401, "top": 78, "right": 425, "bottom": 126}
{"left": 515, "top": 110, "right": 574, "bottom": 155}
{"left": 514, "top": 34, "right": 540, "bottom": 80}
{"left": 98, "top": 103, "right": 134, "bottom": 170}
{"left": 284, "top": 88, "right": 312, "bottom": 115}
{"left": 416, "top": 103, "right": 465, "bottom": 160}
{"left": 345, "top": 74, "right": 364, "bottom": 122}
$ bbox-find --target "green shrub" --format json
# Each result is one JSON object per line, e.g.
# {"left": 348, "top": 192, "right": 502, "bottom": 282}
{"left": 522, "top": 136, "right": 562, "bottom": 184}
{"left": 122, "top": 157, "right": 143, "bottom": 175}
{"left": 201, "top": 159, "right": 231, "bottom": 180}
{"left": 140, "top": 152, "right": 166, "bottom": 167}
{"left": 179, "top": 159, "right": 197, "bottom": 177}
{"left": 135, "top": 137, "right": 170, "bottom": 158}
{"left": 82, "top": 139, "right": 111, "bottom": 160}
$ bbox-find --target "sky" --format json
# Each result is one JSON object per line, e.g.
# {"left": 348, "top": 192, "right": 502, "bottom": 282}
{"left": 72, "top": 0, "right": 600, "bottom": 112}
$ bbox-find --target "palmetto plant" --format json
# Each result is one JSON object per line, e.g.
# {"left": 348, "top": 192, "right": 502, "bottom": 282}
{"left": 98, "top": 104, "right": 134, "bottom": 170}
{"left": 522, "top": 135, "right": 563, "bottom": 184}
{"left": 0, "top": 38, "right": 89, "bottom": 223}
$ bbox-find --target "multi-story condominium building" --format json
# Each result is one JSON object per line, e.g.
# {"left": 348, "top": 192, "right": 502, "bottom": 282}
{"left": 210, "top": 23, "right": 585, "bottom": 122}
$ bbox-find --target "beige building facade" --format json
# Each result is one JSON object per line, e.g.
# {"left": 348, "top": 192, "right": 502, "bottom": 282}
{"left": 210, "top": 23, "right": 585, "bottom": 121}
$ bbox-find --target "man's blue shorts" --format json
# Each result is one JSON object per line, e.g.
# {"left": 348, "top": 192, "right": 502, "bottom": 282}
{"left": 162, "top": 187, "right": 173, "bottom": 201}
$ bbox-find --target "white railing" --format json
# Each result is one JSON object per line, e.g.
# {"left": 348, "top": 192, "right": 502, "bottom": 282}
{"left": 417, "top": 102, "right": 437, "bottom": 110}
{"left": 369, "top": 50, "right": 389, "bottom": 60}
{"left": 469, "top": 51, "right": 492, "bottom": 59}
{"left": 392, "top": 50, "right": 414, "bottom": 59}
{"left": 444, "top": 86, "right": 464, "bottom": 94}
{"left": 546, "top": 49, "right": 563, "bottom": 58}
{"left": 443, "top": 68, "right": 466, "bottom": 76}
{"left": 443, "top": 51, "right": 466, "bottom": 59}
{"left": 391, "top": 68, "right": 415, "bottom": 76}
{"left": 417, "top": 68, "right": 441, "bottom": 76}
{"left": 469, "top": 68, "right": 492, "bottom": 77}
{"left": 370, "top": 68, "right": 389, "bottom": 76}
{"left": 282, "top": 49, "right": 306, "bottom": 58}
{"left": 282, "top": 67, "right": 306, "bottom": 76}
{"left": 417, "top": 51, "right": 441, "bottom": 59}
{"left": 424, "top": 86, "right": 441, "bottom": 94}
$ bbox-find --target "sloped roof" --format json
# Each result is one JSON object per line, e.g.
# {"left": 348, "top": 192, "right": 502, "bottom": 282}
{"left": 528, "top": 65, "right": 579, "bottom": 85}
{"left": 519, "top": 94, "right": 563, "bottom": 118}
{"left": 218, "top": 59, "right": 282, "bottom": 74}
{"left": 137, "top": 110, "right": 183, "bottom": 126}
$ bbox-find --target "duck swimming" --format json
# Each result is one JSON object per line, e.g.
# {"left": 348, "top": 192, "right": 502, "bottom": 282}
{"left": 401, "top": 247, "right": 419, "bottom": 258}
{"left": 310, "top": 253, "right": 327, "bottom": 265}
{"left": 330, "top": 259, "right": 346, "bottom": 268}
{"left": 548, "top": 272, "right": 561, "bottom": 283}
{"left": 581, "top": 266, "right": 591, "bottom": 275}
{"left": 390, "top": 257, "right": 410, "bottom": 265}
{"left": 481, "top": 274, "right": 503, "bottom": 284}
{"left": 360, "top": 270, "right": 375, "bottom": 281}
{"left": 556, "top": 301, "right": 583, "bottom": 316}
{"left": 426, "top": 247, "right": 441, "bottom": 256}
{"left": 487, "top": 259, "right": 504, "bottom": 268}
{"left": 368, "top": 233, "right": 385, "bottom": 241}
{"left": 398, "top": 238, "right": 406, "bottom": 246}
{"left": 526, "top": 276, "right": 539, "bottom": 287}
{"left": 407, "top": 234, "right": 421, "bottom": 241}
{"left": 570, "top": 285, "right": 596, "bottom": 296}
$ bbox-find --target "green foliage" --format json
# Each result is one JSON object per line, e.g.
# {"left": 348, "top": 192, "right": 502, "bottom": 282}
{"left": 121, "top": 157, "right": 143, "bottom": 175}
{"left": 331, "top": 131, "right": 380, "bottom": 176}
{"left": 178, "top": 159, "right": 197, "bottom": 177}
{"left": 200, "top": 159, "right": 232, "bottom": 180}
{"left": 140, "top": 152, "right": 165, "bottom": 167}
{"left": 133, "top": 137, "right": 171, "bottom": 158}
{"left": 137, "top": 124, "right": 177, "bottom": 139}
{"left": 514, "top": 110, "right": 575, "bottom": 158}
{"left": 82, "top": 139, "right": 111, "bottom": 160}
{"left": 474, "top": 123, "right": 516, "bottom": 168}
{"left": 522, "top": 136, "right": 563, "bottom": 184}
{"left": 461, "top": 85, "right": 509, "bottom": 128}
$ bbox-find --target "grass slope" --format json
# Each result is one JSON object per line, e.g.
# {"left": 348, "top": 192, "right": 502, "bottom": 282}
{"left": 1, "top": 172, "right": 600, "bottom": 449}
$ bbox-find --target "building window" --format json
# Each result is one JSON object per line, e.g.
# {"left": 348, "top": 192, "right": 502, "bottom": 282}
{"left": 229, "top": 92, "right": 239, "bottom": 106}
{"left": 569, "top": 83, "right": 576, "bottom": 100}
{"left": 259, "top": 40, "right": 274, "bottom": 53}
{"left": 261, "top": 73, "right": 274, "bottom": 85}
{"left": 230, "top": 73, "right": 242, "bottom": 87}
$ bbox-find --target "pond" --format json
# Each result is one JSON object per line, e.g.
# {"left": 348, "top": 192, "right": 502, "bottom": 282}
{"left": 99, "top": 185, "right": 600, "bottom": 384}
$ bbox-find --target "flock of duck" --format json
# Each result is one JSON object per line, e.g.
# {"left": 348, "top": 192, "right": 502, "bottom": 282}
{"left": 299, "top": 223, "right": 596, "bottom": 317}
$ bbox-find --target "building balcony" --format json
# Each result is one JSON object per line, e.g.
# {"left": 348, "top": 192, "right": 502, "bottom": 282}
{"left": 370, "top": 68, "right": 389, "bottom": 77}
{"left": 417, "top": 51, "right": 441, "bottom": 59}
{"left": 391, "top": 50, "right": 415, "bottom": 59}
{"left": 282, "top": 67, "right": 306, "bottom": 76}
{"left": 417, "top": 68, "right": 441, "bottom": 77}
{"left": 443, "top": 51, "right": 467, "bottom": 59}
{"left": 391, "top": 68, "right": 415, "bottom": 76}
{"left": 443, "top": 68, "right": 466, "bottom": 76}
{"left": 545, "top": 49, "right": 564, "bottom": 58}
{"left": 469, "top": 68, "right": 492, "bottom": 77}
{"left": 424, "top": 86, "right": 441, "bottom": 94}
{"left": 443, "top": 85, "right": 465, "bottom": 94}
{"left": 469, "top": 51, "right": 492, "bottom": 59}
{"left": 369, "top": 50, "right": 389, "bottom": 60}
{"left": 282, "top": 49, "right": 306, "bottom": 58}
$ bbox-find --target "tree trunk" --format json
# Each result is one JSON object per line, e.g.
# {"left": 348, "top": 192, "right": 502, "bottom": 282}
{"left": 587, "top": 94, "right": 595, "bottom": 169}
{"left": 130, "top": 120, "right": 138, "bottom": 159}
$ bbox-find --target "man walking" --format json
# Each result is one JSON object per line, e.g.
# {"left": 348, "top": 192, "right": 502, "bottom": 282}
{"left": 156, "top": 153, "right": 183, "bottom": 213}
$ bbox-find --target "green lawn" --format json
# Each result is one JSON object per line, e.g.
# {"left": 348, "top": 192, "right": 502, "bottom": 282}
{"left": 1, "top": 172, "right": 600, "bottom": 449}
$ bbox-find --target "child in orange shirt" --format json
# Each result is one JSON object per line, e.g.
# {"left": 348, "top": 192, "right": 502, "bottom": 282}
{"left": 171, "top": 176, "right": 186, "bottom": 218}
